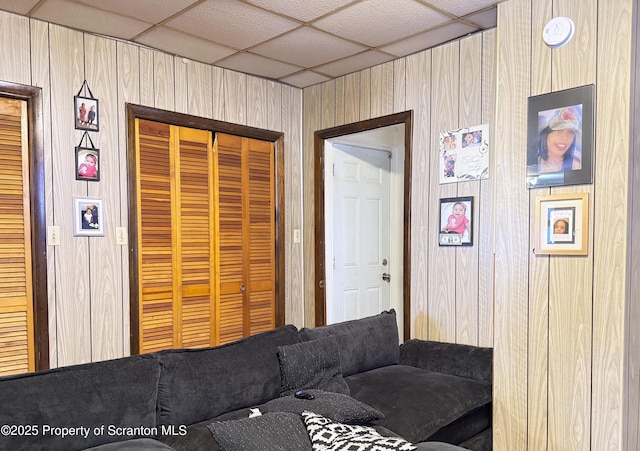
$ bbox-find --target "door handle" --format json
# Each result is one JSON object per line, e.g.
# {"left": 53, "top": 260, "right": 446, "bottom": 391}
{"left": 382, "top": 273, "right": 391, "bottom": 283}
{"left": 240, "top": 284, "right": 246, "bottom": 291}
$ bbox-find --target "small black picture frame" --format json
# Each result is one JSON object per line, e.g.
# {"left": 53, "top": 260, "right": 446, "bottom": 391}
{"left": 439, "top": 196, "right": 474, "bottom": 246}
{"left": 526, "top": 84, "right": 595, "bottom": 188}
{"left": 75, "top": 146, "right": 100, "bottom": 181}
{"left": 74, "top": 95, "right": 99, "bottom": 131}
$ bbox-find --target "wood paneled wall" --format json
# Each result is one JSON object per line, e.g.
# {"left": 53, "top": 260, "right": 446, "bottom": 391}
{"left": 0, "top": 10, "right": 304, "bottom": 368}
{"left": 1, "top": 3, "right": 638, "bottom": 449}
{"left": 302, "top": 0, "right": 636, "bottom": 449}
{"left": 493, "top": 0, "right": 635, "bottom": 450}
{"left": 302, "top": 30, "right": 497, "bottom": 345}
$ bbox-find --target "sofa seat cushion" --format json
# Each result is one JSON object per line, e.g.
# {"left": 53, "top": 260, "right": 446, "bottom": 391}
{"left": 345, "top": 365, "right": 492, "bottom": 443}
{"left": 0, "top": 354, "right": 161, "bottom": 451}
{"left": 299, "top": 310, "right": 399, "bottom": 377}
{"left": 156, "top": 325, "right": 300, "bottom": 427}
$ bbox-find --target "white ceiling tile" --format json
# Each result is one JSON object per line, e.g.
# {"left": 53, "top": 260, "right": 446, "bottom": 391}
{"left": 74, "top": 0, "right": 200, "bottom": 25}
{"left": 380, "top": 21, "right": 478, "bottom": 57}
{"left": 165, "top": 0, "right": 300, "bottom": 50}
{"left": 251, "top": 27, "right": 367, "bottom": 68}
{"left": 426, "top": 0, "right": 500, "bottom": 18}
{"left": 0, "top": 0, "right": 40, "bottom": 15}
{"left": 314, "top": 50, "right": 395, "bottom": 77}
{"left": 215, "top": 52, "right": 303, "bottom": 79}
{"left": 246, "top": 0, "right": 355, "bottom": 22}
{"left": 136, "top": 27, "right": 236, "bottom": 64}
{"left": 314, "top": 0, "right": 450, "bottom": 47}
{"left": 31, "top": 0, "right": 151, "bottom": 40}
{"left": 279, "top": 70, "right": 331, "bottom": 88}
{"left": 465, "top": 8, "right": 498, "bottom": 29}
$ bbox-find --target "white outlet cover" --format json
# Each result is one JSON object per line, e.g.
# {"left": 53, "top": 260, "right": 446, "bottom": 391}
{"left": 543, "top": 17, "right": 575, "bottom": 48}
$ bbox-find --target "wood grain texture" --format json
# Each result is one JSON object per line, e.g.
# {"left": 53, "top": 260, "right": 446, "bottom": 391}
{"left": 456, "top": 35, "right": 482, "bottom": 346}
{"left": 84, "top": 34, "right": 123, "bottom": 362}
{"left": 344, "top": 72, "right": 360, "bottom": 124}
{"left": 247, "top": 76, "right": 266, "bottom": 129}
{"left": 393, "top": 58, "right": 406, "bottom": 114}
{"left": 139, "top": 48, "right": 154, "bottom": 107}
{"left": 116, "top": 41, "right": 140, "bottom": 357}
{"left": 223, "top": 70, "right": 246, "bottom": 125}
{"left": 591, "top": 0, "right": 633, "bottom": 449}
{"left": 527, "top": 3, "right": 553, "bottom": 449}
{"left": 211, "top": 66, "right": 225, "bottom": 121}
{"left": 0, "top": 12, "right": 30, "bottom": 84}
{"left": 303, "top": 85, "right": 322, "bottom": 327}
{"left": 625, "top": 3, "right": 640, "bottom": 447}
{"left": 371, "top": 61, "right": 394, "bottom": 117}
{"left": 359, "top": 68, "right": 371, "bottom": 120}
{"left": 321, "top": 80, "right": 336, "bottom": 129}
{"left": 427, "top": 42, "right": 458, "bottom": 343}
{"left": 48, "top": 24, "right": 92, "bottom": 367}
{"left": 282, "top": 85, "right": 304, "bottom": 327}
{"left": 478, "top": 30, "right": 495, "bottom": 349}
{"left": 153, "top": 52, "right": 175, "bottom": 111}
{"left": 546, "top": 3, "right": 597, "bottom": 448}
{"left": 405, "top": 50, "right": 431, "bottom": 339}
{"left": 187, "top": 61, "right": 213, "bottom": 119}
{"left": 493, "top": 1, "right": 531, "bottom": 449}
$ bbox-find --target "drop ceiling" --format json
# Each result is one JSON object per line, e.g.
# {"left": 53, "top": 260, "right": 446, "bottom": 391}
{"left": 0, "top": 0, "right": 503, "bottom": 88}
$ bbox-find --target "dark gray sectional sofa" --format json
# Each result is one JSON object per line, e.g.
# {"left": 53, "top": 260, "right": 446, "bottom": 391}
{"left": 0, "top": 310, "right": 492, "bottom": 451}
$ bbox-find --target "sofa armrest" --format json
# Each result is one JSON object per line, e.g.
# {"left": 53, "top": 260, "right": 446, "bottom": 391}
{"left": 399, "top": 339, "right": 492, "bottom": 384}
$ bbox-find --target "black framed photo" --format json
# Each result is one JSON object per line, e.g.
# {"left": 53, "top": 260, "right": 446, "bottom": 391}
{"left": 439, "top": 196, "right": 474, "bottom": 246}
{"left": 75, "top": 146, "right": 100, "bottom": 181}
{"left": 74, "top": 95, "right": 99, "bottom": 131}
{"left": 526, "top": 84, "right": 595, "bottom": 188}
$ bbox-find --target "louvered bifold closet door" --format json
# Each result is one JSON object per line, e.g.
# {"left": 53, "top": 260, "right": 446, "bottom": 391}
{"left": 136, "top": 120, "right": 214, "bottom": 352}
{"left": 176, "top": 127, "right": 215, "bottom": 348}
{"left": 246, "top": 138, "right": 275, "bottom": 335}
{"left": 0, "top": 98, "right": 34, "bottom": 375}
{"left": 136, "top": 120, "right": 175, "bottom": 353}
{"left": 215, "top": 133, "right": 275, "bottom": 344}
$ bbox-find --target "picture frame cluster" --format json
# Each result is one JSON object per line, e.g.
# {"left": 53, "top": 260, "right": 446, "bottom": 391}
{"left": 73, "top": 80, "right": 103, "bottom": 237}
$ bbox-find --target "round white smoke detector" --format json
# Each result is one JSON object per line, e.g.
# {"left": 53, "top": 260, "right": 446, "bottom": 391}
{"left": 542, "top": 17, "right": 575, "bottom": 48}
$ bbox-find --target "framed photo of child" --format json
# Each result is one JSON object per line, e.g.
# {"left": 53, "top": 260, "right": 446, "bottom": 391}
{"left": 74, "top": 95, "right": 99, "bottom": 131}
{"left": 73, "top": 197, "right": 105, "bottom": 237}
{"left": 526, "top": 84, "right": 594, "bottom": 188}
{"left": 534, "top": 193, "right": 588, "bottom": 255}
{"left": 75, "top": 146, "right": 100, "bottom": 181}
{"left": 439, "top": 196, "right": 474, "bottom": 246}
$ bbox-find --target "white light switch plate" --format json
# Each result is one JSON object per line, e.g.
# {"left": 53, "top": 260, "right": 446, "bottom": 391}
{"left": 47, "top": 226, "right": 60, "bottom": 246}
{"left": 116, "top": 227, "right": 128, "bottom": 245}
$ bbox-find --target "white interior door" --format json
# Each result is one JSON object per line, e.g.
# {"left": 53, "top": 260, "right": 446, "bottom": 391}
{"left": 330, "top": 144, "right": 391, "bottom": 323}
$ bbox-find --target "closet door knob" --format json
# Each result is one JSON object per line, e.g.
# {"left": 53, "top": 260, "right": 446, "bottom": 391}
{"left": 240, "top": 284, "right": 246, "bottom": 291}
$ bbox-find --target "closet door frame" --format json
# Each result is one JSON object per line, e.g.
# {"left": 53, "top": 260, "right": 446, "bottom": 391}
{"left": 0, "top": 81, "right": 49, "bottom": 371}
{"left": 126, "top": 104, "right": 285, "bottom": 353}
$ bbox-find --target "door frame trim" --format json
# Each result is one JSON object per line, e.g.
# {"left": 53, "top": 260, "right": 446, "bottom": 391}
{"left": 314, "top": 111, "right": 413, "bottom": 340}
{"left": 126, "top": 103, "right": 285, "bottom": 353}
{"left": 0, "top": 81, "right": 49, "bottom": 370}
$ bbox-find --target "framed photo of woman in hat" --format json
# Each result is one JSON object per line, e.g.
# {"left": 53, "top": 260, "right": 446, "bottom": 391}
{"left": 526, "top": 84, "right": 595, "bottom": 188}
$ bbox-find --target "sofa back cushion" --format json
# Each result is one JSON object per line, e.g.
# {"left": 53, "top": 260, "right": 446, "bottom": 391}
{"left": 156, "top": 325, "right": 300, "bottom": 427}
{"left": 0, "top": 354, "right": 161, "bottom": 451}
{"left": 299, "top": 310, "right": 399, "bottom": 377}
